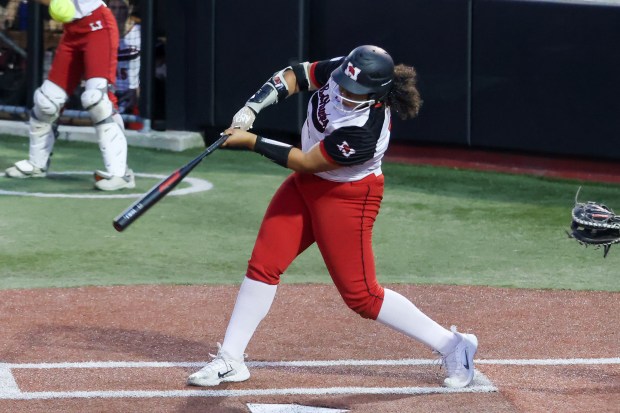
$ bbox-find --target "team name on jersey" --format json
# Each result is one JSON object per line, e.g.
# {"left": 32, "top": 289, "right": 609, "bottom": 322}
{"left": 311, "top": 84, "right": 331, "bottom": 133}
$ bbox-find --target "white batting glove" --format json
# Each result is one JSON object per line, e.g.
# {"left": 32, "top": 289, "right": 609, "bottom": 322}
{"left": 230, "top": 106, "right": 256, "bottom": 130}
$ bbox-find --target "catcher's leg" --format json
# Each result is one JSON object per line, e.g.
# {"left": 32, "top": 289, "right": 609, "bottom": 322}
{"left": 6, "top": 80, "right": 67, "bottom": 178}
{"left": 81, "top": 77, "right": 133, "bottom": 190}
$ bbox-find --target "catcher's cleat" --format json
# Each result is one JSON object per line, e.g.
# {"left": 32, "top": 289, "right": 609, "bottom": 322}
{"left": 187, "top": 343, "right": 250, "bottom": 387}
{"left": 94, "top": 168, "right": 135, "bottom": 191}
{"left": 5, "top": 160, "right": 47, "bottom": 178}
{"left": 440, "top": 326, "right": 478, "bottom": 388}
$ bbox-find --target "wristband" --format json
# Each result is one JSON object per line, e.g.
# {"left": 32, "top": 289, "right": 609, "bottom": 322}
{"left": 254, "top": 136, "right": 293, "bottom": 167}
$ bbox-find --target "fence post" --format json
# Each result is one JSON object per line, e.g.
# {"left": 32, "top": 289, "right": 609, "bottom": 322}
{"left": 139, "top": 0, "right": 155, "bottom": 132}
{"left": 25, "top": 0, "right": 44, "bottom": 108}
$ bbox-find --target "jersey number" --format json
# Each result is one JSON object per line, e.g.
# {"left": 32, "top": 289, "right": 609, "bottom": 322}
{"left": 118, "top": 68, "right": 128, "bottom": 80}
{"left": 90, "top": 21, "right": 104, "bottom": 32}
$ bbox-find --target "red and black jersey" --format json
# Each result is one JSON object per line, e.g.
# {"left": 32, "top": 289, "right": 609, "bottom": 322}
{"left": 301, "top": 58, "right": 391, "bottom": 182}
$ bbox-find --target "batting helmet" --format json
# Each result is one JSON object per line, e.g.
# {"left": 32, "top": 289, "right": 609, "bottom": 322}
{"left": 331, "top": 45, "right": 395, "bottom": 101}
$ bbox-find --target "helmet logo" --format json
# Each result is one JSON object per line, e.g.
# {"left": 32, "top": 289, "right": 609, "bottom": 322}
{"left": 337, "top": 141, "right": 356, "bottom": 158}
{"left": 345, "top": 62, "right": 361, "bottom": 81}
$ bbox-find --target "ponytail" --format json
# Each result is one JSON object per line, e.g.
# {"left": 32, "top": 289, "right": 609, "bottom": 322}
{"left": 385, "top": 64, "right": 422, "bottom": 120}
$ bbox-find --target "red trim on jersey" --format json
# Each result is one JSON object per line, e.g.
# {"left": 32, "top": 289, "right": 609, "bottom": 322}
{"left": 319, "top": 141, "right": 339, "bottom": 165}
{"left": 309, "top": 62, "right": 320, "bottom": 89}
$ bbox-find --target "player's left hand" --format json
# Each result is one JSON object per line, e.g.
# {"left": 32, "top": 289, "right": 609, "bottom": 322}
{"left": 222, "top": 128, "right": 258, "bottom": 150}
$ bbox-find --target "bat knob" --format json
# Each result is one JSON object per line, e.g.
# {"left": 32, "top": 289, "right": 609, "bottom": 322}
{"left": 113, "top": 220, "right": 125, "bottom": 232}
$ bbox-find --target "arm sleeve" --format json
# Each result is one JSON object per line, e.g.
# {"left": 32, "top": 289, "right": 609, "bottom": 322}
{"left": 321, "top": 126, "right": 378, "bottom": 166}
{"left": 308, "top": 57, "right": 345, "bottom": 89}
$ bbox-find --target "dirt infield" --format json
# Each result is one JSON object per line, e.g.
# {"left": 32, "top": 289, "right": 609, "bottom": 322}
{"left": 0, "top": 284, "right": 617, "bottom": 412}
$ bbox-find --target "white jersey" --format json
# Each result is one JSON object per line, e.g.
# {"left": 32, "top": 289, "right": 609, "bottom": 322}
{"left": 301, "top": 59, "right": 391, "bottom": 182}
{"left": 116, "top": 23, "right": 141, "bottom": 91}
{"left": 72, "top": 0, "right": 105, "bottom": 20}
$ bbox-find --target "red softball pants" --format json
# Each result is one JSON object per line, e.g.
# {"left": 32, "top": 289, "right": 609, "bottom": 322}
{"left": 247, "top": 172, "right": 386, "bottom": 320}
{"left": 48, "top": 5, "right": 119, "bottom": 105}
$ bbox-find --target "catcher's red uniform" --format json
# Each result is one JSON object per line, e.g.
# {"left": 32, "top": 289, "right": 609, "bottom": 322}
{"left": 47, "top": 2, "right": 119, "bottom": 105}
{"left": 247, "top": 58, "right": 391, "bottom": 319}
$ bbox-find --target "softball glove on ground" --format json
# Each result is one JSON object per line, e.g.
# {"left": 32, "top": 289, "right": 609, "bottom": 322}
{"left": 567, "top": 188, "right": 620, "bottom": 258}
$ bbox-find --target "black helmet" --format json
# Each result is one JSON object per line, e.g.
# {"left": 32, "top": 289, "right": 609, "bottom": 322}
{"left": 331, "top": 45, "right": 395, "bottom": 101}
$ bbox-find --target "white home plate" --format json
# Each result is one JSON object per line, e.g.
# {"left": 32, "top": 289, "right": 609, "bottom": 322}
{"left": 247, "top": 404, "right": 349, "bottom": 413}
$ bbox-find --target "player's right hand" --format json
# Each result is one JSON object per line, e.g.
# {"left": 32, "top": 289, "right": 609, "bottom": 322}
{"left": 222, "top": 128, "right": 258, "bottom": 150}
{"left": 230, "top": 106, "right": 256, "bottom": 131}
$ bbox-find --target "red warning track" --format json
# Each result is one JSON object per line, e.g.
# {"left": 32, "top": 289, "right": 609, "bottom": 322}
{"left": 386, "top": 143, "right": 620, "bottom": 184}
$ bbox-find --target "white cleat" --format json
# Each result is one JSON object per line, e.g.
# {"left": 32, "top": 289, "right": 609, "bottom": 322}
{"left": 94, "top": 168, "right": 135, "bottom": 191}
{"left": 5, "top": 160, "right": 47, "bottom": 178}
{"left": 187, "top": 343, "right": 250, "bottom": 387}
{"left": 440, "top": 325, "right": 478, "bottom": 388}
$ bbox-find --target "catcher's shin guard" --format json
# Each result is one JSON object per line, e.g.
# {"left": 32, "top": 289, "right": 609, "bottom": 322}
{"left": 27, "top": 80, "right": 67, "bottom": 169}
{"left": 82, "top": 78, "right": 129, "bottom": 177}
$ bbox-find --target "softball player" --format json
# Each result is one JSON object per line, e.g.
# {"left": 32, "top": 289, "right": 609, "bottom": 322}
{"left": 112, "top": 0, "right": 141, "bottom": 118}
{"left": 5, "top": 0, "right": 134, "bottom": 191}
{"left": 188, "top": 45, "right": 478, "bottom": 388}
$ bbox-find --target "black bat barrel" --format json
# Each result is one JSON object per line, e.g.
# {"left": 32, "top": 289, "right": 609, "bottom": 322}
{"left": 112, "top": 134, "right": 228, "bottom": 232}
{"left": 113, "top": 170, "right": 182, "bottom": 232}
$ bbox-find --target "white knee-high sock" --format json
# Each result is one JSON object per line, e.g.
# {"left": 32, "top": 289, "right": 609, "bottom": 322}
{"left": 376, "top": 288, "right": 459, "bottom": 354}
{"left": 221, "top": 276, "right": 277, "bottom": 360}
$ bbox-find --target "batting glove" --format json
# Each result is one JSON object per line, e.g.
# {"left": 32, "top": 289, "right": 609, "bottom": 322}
{"left": 231, "top": 106, "right": 257, "bottom": 131}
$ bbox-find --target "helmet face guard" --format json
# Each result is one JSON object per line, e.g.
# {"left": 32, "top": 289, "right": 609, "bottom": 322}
{"left": 328, "top": 80, "right": 375, "bottom": 114}
{"left": 331, "top": 45, "right": 395, "bottom": 102}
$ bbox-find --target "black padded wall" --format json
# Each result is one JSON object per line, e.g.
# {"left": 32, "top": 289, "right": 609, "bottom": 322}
{"left": 165, "top": 0, "right": 214, "bottom": 131}
{"left": 309, "top": 0, "right": 470, "bottom": 145}
{"left": 471, "top": 0, "right": 620, "bottom": 159}
{"left": 211, "top": 0, "right": 308, "bottom": 136}
{"left": 164, "top": 0, "right": 620, "bottom": 159}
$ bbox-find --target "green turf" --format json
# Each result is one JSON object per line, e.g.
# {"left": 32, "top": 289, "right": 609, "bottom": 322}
{"left": 0, "top": 134, "right": 618, "bottom": 291}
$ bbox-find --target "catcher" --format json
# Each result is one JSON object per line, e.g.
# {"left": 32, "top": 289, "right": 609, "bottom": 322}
{"left": 567, "top": 188, "right": 620, "bottom": 258}
{"left": 5, "top": 0, "right": 134, "bottom": 191}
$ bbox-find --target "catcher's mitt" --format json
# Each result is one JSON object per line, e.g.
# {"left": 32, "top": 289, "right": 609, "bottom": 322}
{"left": 567, "top": 188, "right": 620, "bottom": 258}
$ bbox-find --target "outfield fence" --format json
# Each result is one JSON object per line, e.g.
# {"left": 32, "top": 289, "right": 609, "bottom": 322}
{"left": 2, "top": 1, "right": 619, "bottom": 161}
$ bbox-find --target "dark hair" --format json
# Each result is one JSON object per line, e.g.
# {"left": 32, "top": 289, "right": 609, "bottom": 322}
{"left": 385, "top": 64, "right": 422, "bottom": 120}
